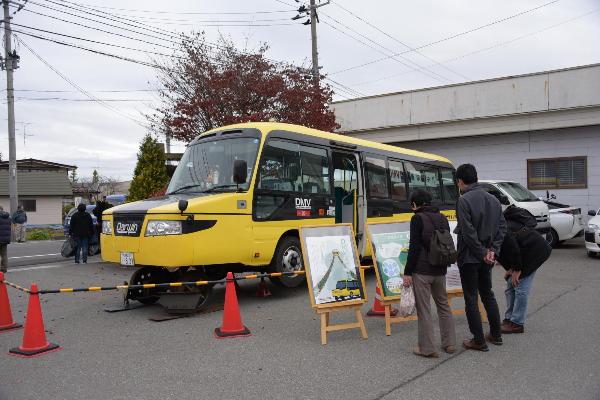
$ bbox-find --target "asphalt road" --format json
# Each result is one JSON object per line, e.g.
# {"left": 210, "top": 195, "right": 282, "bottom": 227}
{"left": 6, "top": 240, "right": 67, "bottom": 268}
{"left": 0, "top": 240, "right": 598, "bottom": 400}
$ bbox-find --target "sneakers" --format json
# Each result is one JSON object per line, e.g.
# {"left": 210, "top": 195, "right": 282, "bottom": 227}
{"left": 412, "top": 346, "right": 439, "bottom": 358}
{"left": 501, "top": 321, "right": 524, "bottom": 334}
{"left": 462, "top": 338, "right": 489, "bottom": 352}
{"left": 485, "top": 332, "right": 503, "bottom": 346}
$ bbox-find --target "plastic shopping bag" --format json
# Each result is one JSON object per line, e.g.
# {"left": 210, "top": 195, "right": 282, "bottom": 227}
{"left": 60, "top": 237, "right": 76, "bottom": 258}
{"left": 399, "top": 285, "right": 416, "bottom": 317}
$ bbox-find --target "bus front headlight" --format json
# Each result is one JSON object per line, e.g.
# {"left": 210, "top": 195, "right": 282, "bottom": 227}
{"left": 145, "top": 220, "right": 182, "bottom": 236}
{"left": 102, "top": 220, "right": 113, "bottom": 235}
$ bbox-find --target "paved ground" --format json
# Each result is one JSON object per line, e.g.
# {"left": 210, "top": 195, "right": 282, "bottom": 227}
{"left": 0, "top": 240, "right": 598, "bottom": 400}
{"left": 7, "top": 241, "right": 65, "bottom": 268}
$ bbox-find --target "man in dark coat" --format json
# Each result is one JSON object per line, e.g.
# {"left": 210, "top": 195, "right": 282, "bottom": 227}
{"left": 12, "top": 205, "right": 27, "bottom": 243}
{"left": 92, "top": 196, "right": 113, "bottom": 251}
{"left": 497, "top": 205, "right": 552, "bottom": 333}
{"left": 69, "top": 203, "right": 94, "bottom": 264}
{"left": 454, "top": 164, "right": 506, "bottom": 352}
{"left": 0, "top": 206, "right": 11, "bottom": 272}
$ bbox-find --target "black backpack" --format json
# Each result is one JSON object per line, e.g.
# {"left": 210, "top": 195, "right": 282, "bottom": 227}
{"left": 420, "top": 213, "right": 458, "bottom": 268}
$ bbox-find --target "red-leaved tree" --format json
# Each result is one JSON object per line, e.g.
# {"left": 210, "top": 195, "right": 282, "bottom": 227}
{"left": 151, "top": 33, "right": 339, "bottom": 142}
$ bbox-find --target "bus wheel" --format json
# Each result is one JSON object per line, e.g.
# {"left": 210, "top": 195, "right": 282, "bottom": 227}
{"left": 270, "top": 236, "right": 305, "bottom": 288}
{"left": 128, "top": 267, "right": 169, "bottom": 305}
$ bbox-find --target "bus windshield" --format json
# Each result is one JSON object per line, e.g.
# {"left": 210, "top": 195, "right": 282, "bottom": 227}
{"left": 167, "top": 137, "right": 260, "bottom": 194}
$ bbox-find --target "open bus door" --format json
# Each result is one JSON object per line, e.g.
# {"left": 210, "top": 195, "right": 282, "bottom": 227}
{"left": 332, "top": 151, "right": 366, "bottom": 254}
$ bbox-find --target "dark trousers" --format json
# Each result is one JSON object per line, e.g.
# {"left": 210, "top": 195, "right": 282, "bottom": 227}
{"left": 458, "top": 262, "right": 501, "bottom": 343}
{"left": 73, "top": 237, "right": 89, "bottom": 263}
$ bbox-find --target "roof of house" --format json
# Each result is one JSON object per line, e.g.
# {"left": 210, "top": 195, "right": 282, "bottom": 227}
{"left": 0, "top": 158, "right": 76, "bottom": 171}
{"left": 0, "top": 169, "right": 74, "bottom": 196}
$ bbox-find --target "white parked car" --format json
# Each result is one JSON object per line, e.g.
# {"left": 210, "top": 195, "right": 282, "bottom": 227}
{"left": 479, "top": 180, "right": 551, "bottom": 236}
{"left": 544, "top": 201, "right": 585, "bottom": 247}
{"left": 585, "top": 208, "right": 600, "bottom": 257}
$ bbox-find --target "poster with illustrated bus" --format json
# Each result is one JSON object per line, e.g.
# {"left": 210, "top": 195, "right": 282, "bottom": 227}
{"left": 300, "top": 224, "right": 366, "bottom": 309}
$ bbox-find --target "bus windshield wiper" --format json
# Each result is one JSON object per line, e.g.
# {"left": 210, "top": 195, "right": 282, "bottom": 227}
{"left": 202, "top": 184, "right": 241, "bottom": 193}
{"left": 168, "top": 184, "right": 201, "bottom": 195}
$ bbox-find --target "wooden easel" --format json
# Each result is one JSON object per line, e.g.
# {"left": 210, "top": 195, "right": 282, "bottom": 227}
{"left": 381, "top": 288, "right": 487, "bottom": 336}
{"left": 317, "top": 304, "right": 368, "bottom": 345}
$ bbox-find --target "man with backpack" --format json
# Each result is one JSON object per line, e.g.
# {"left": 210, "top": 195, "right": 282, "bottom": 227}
{"left": 403, "top": 189, "right": 457, "bottom": 358}
{"left": 455, "top": 164, "right": 506, "bottom": 352}
{"left": 497, "top": 205, "right": 551, "bottom": 334}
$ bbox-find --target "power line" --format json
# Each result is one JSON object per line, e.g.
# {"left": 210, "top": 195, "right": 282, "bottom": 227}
{"left": 320, "top": 13, "right": 452, "bottom": 84}
{"left": 350, "top": 7, "right": 600, "bottom": 88}
{"left": 51, "top": 1, "right": 296, "bottom": 15}
{"left": 331, "top": 0, "right": 562, "bottom": 75}
{"left": 332, "top": 2, "right": 470, "bottom": 81}
{"left": 8, "top": 88, "right": 159, "bottom": 92}
{"left": 13, "top": 97, "right": 153, "bottom": 101}
{"left": 16, "top": 37, "right": 150, "bottom": 128}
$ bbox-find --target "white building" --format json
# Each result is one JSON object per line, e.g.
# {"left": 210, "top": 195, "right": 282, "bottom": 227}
{"left": 332, "top": 63, "right": 600, "bottom": 213}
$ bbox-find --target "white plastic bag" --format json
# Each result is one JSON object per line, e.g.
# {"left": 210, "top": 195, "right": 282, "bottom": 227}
{"left": 399, "top": 285, "right": 416, "bottom": 317}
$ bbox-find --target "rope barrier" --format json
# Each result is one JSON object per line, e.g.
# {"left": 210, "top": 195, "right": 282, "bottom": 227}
{"left": 2, "top": 270, "right": 308, "bottom": 295}
{"left": 2, "top": 266, "right": 373, "bottom": 296}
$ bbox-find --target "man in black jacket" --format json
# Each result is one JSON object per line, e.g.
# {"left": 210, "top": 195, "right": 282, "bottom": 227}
{"left": 69, "top": 203, "right": 94, "bottom": 264}
{"left": 455, "top": 164, "right": 506, "bottom": 351}
{"left": 497, "top": 205, "right": 551, "bottom": 334}
{"left": 0, "top": 206, "right": 11, "bottom": 272}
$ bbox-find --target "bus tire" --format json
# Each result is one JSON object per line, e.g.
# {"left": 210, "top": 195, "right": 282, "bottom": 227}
{"left": 128, "top": 267, "right": 169, "bottom": 305}
{"left": 269, "top": 236, "right": 305, "bottom": 288}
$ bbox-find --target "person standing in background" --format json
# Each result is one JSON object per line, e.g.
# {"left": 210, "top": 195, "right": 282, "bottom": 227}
{"left": 93, "top": 196, "right": 113, "bottom": 251}
{"left": 12, "top": 205, "right": 27, "bottom": 243}
{"left": 0, "top": 206, "right": 11, "bottom": 272}
{"left": 69, "top": 203, "right": 94, "bottom": 264}
{"left": 454, "top": 164, "right": 506, "bottom": 352}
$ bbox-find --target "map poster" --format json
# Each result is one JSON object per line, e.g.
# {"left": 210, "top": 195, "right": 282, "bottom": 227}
{"left": 299, "top": 224, "right": 366, "bottom": 309}
{"left": 367, "top": 222, "right": 410, "bottom": 300}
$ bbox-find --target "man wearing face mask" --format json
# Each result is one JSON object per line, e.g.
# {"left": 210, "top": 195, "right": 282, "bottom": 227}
{"left": 454, "top": 164, "right": 506, "bottom": 352}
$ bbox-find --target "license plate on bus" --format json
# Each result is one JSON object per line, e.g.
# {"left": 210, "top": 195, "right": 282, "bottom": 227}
{"left": 120, "top": 252, "right": 135, "bottom": 266}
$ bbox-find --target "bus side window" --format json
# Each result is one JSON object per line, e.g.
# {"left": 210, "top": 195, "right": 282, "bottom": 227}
{"left": 441, "top": 168, "right": 458, "bottom": 204}
{"left": 405, "top": 161, "right": 443, "bottom": 203}
{"left": 365, "top": 156, "right": 389, "bottom": 198}
{"left": 257, "top": 140, "right": 301, "bottom": 192}
{"left": 299, "top": 145, "right": 330, "bottom": 194}
{"left": 388, "top": 159, "right": 407, "bottom": 201}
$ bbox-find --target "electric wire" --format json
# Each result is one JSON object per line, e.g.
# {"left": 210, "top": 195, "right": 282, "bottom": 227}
{"left": 331, "top": 0, "right": 562, "bottom": 75}
{"left": 320, "top": 14, "right": 452, "bottom": 84}
{"left": 332, "top": 2, "right": 470, "bottom": 81}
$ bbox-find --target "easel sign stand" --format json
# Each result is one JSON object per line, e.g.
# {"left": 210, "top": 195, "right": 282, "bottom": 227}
{"left": 366, "top": 221, "right": 487, "bottom": 336}
{"left": 300, "top": 224, "right": 368, "bottom": 345}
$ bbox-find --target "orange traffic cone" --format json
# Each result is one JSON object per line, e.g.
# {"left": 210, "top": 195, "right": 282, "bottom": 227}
{"left": 214, "top": 272, "right": 251, "bottom": 339}
{"left": 9, "top": 283, "right": 60, "bottom": 357}
{"left": 0, "top": 272, "right": 22, "bottom": 332}
{"left": 366, "top": 284, "right": 398, "bottom": 317}
{"left": 255, "top": 276, "right": 271, "bottom": 298}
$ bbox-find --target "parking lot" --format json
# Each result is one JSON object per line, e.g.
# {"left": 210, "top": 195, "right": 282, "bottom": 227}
{"left": 1, "top": 240, "right": 599, "bottom": 400}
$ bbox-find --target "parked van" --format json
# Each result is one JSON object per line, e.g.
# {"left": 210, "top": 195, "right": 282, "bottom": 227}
{"left": 478, "top": 180, "right": 551, "bottom": 235}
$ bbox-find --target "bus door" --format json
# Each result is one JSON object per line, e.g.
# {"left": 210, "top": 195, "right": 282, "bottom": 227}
{"left": 332, "top": 151, "right": 365, "bottom": 249}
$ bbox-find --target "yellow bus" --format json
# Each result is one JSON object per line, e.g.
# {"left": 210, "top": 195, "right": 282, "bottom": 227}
{"left": 101, "top": 122, "right": 457, "bottom": 308}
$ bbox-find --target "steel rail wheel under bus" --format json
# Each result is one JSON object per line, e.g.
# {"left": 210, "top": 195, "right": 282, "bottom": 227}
{"left": 127, "top": 266, "right": 212, "bottom": 313}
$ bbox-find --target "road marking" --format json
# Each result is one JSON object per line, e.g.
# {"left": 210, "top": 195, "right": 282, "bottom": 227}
{"left": 10, "top": 262, "right": 74, "bottom": 272}
{"left": 9, "top": 253, "right": 61, "bottom": 260}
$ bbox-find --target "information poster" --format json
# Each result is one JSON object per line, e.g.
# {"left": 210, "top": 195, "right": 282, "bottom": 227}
{"left": 368, "top": 219, "right": 463, "bottom": 298}
{"left": 367, "top": 222, "right": 410, "bottom": 300}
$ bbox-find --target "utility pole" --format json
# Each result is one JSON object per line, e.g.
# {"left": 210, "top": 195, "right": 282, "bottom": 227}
{"left": 309, "top": 0, "right": 319, "bottom": 83}
{"left": 292, "top": 1, "right": 330, "bottom": 84}
{"left": 2, "top": 0, "right": 19, "bottom": 220}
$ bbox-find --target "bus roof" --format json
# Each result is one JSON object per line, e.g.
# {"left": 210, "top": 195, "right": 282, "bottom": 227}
{"left": 199, "top": 122, "right": 453, "bottom": 166}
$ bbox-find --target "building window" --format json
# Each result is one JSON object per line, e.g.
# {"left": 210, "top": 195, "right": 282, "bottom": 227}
{"left": 19, "top": 199, "right": 36, "bottom": 212}
{"left": 527, "top": 157, "right": 587, "bottom": 189}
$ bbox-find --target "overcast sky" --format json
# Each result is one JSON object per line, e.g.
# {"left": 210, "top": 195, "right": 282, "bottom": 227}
{"left": 1, "top": 0, "right": 598, "bottom": 181}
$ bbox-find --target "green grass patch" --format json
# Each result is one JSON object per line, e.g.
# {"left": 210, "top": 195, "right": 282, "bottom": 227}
{"left": 26, "top": 228, "right": 64, "bottom": 241}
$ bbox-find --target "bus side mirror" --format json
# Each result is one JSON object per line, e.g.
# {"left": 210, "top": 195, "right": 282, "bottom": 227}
{"left": 588, "top": 210, "right": 597, "bottom": 217}
{"left": 178, "top": 199, "right": 188, "bottom": 213}
{"left": 233, "top": 160, "right": 247, "bottom": 184}
{"left": 499, "top": 194, "right": 510, "bottom": 206}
